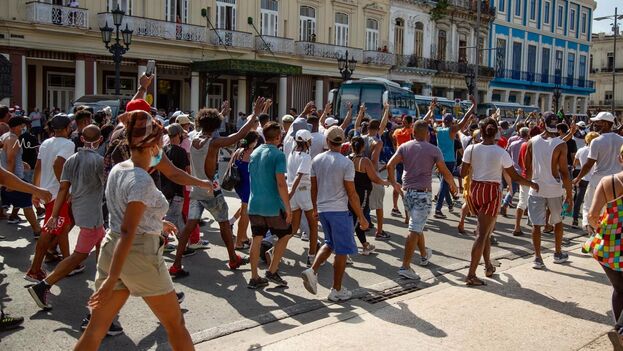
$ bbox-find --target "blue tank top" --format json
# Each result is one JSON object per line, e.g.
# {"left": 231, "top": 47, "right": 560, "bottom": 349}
{"left": 436, "top": 127, "right": 455, "bottom": 162}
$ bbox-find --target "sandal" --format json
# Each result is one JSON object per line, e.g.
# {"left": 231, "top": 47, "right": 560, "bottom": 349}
{"left": 235, "top": 240, "right": 251, "bottom": 250}
{"left": 465, "top": 276, "right": 487, "bottom": 286}
{"left": 485, "top": 265, "right": 496, "bottom": 278}
{"left": 458, "top": 226, "right": 466, "bottom": 235}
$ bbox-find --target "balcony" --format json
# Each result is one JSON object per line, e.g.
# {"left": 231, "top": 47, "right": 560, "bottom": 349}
{"left": 26, "top": 1, "right": 89, "bottom": 29}
{"left": 209, "top": 29, "right": 254, "bottom": 50}
{"left": 395, "top": 55, "right": 494, "bottom": 77}
{"left": 495, "top": 69, "right": 595, "bottom": 89}
{"left": 295, "top": 42, "right": 363, "bottom": 62}
{"left": 255, "top": 35, "right": 295, "bottom": 55}
{"left": 448, "top": 0, "right": 497, "bottom": 17}
{"left": 363, "top": 51, "right": 396, "bottom": 66}
{"left": 97, "top": 13, "right": 206, "bottom": 42}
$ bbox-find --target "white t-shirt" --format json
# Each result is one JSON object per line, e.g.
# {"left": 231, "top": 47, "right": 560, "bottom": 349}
{"left": 283, "top": 134, "right": 295, "bottom": 159}
{"left": 462, "top": 144, "right": 513, "bottom": 183}
{"left": 38, "top": 137, "right": 75, "bottom": 199}
{"left": 588, "top": 132, "right": 623, "bottom": 177}
{"left": 310, "top": 132, "right": 327, "bottom": 159}
{"left": 311, "top": 151, "right": 355, "bottom": 213}
{"left": 287, "top": 151, "right": 312, "bottom": 190}
{"left": 575, "top": 146, "right": 594, "bottom": 182}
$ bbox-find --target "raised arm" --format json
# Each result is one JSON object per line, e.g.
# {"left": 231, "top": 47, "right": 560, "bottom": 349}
{"left": 131, "top": 74, "right": 153, "bottom": 101}
{"left": 379, "top": 102, "right": 391, "bottom": 135}
{"left": 453, "top": 95, "right": 475, "bottom": 136}
{"left": 354, "top": 104, "right": 366, "bottom": 133}
{"left": 320, "top": 102, "right": 332, "bottom": 125}
{"left": 339, "top": 102, "right": 353, "bottom": 130}
{"left": 423, "top": 98, "right": 437, "bottom": 124}
{"left": 213, "top": 97, "right": 264, "bottom": 147}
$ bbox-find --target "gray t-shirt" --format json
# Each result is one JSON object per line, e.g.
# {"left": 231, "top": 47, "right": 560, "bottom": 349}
{"left": 397, "top": 140, "right": 443, "bottom": 190}
{"left": 588, "top": 132, "right": 623, "bottom": 177}
{"left": 106, "top": 161, "right": 168, "bottom": 235}
{"left": 60, "top": 149, "right": 104, "bottom": 228}
{"left": 311, "top": 151, "right": 355, "bottom": 213}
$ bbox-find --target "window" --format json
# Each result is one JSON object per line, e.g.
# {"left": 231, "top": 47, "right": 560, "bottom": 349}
{"left": 478, "top": 36, "right": 485, "bottom": 64}
{"left": 542, "top": 47, "right": 550, "bottom": 76}
{"left": 582, "top": 13, "right": 587, "bottom": 34}
{"left": 414, "top": 22, "right": 424, "bottom": 57}
{"left": 299, "top": 6, "right": 316, "bottom": 41}
{"left": 579, "top": 55, "right": 586, "bottom": 80}
{"left": 107, "top": 0, "right": 132, "bottom": 15}
{"left": 570, "top": 8, "right": 576, "bottom": 31}
{"left": 499, "top": 0, "right": 505, "bottom": 12}
{"left": 216, "top": 0, "right": 236, "bottom": 30}
{"left": 437, "top": 30, "right": 447, "bottom": 60}
{"left": 557, "top": 5, "right": 563, "bottom": 27}
{"left": 394, "top": 18, "right": 404, "bottom": 55}
{"left": 608, "top": 52, "right": 614, "bottom": 71}
{"left": 335, "top": 13, "right": 349, "bottom": 46}
{"left": 512, "top": 42, "right": 522, "bottom": 76}
{"left": 496, "top": 38, "right": 506, "bottom": 71}
{"left": 458, "top": 33, "right": 467, "bottom": 63}
{"left": 544, "top": 1, "right": 550, "bottom": 24}
{"left": 165, "top": 0, "right": 188, "bottom": 23}
{"left": 515, "top": 0, "right": 521, "bottom": 17}
{"left": 365, "top": 19, "right": 379, "bottom": 51}
{"left": 260, "top": 0, "right": 278, "bottom": 36}
{"left": 527, "top": 45, "right": 537, "bottom": 75}
{"left": 529, "top": 0, "right": 536, "bottom": 20}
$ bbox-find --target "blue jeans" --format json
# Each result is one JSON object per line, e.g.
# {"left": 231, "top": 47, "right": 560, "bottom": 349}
{"left": 502, "top": 182, "right": 520, "bottom": 207}
{"left": 435, "top": 161, "right": 455, "bottom": 212}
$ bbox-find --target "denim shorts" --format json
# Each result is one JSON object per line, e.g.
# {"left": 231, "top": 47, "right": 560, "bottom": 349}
{"left": 318, "top": 211, "right": 357, "bottom": 255}
{"left": 403, "top": 190, "right": 432, "bottom": 233}
{"left": 188, "top": 192, "right": 229, "bottom": 223}
{"left": 165, "top": 196, "right": 185, "bottom": 233}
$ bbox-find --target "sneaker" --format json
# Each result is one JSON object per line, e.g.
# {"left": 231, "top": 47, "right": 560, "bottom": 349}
{"left": 168, "top": 265, "right": 189, "bottom": 279}
{"left": 362, "top": 243, "right": 376, "bottom": 256}
{"left": 266, "top": 271, "right": 288, "bottom": 287}
{"left": 33, "top": 231, "right": 41, "bottom": 240}
{"left": 448, "top": 204, "right": 454, "bottom": 212}
{"left": 182, "top": 247, "right": 196, "bottom": 257}
{"left": 176, "top": 291, "right": 185, "bottom": 304}
{"left": 553, "top": 252, "right": 569, "bottom": 264}
{"left": 300, "top": 231, "right": 309, "bottom": 241}
{"left": 419, "top": 248, "right": 433, "bottom": 266}
{"left": 80, "top": 314, "right": 124, "bottom": 336}
{"left": 247, "top": 277, "right": 269, "bottom": 289}
{"left": 374, "top": 231, "right": 391, "bottom": 241}
{"left": 532, "top": 257, "right": 546, "bottom": 270}
{"left": 163, "top": 243, "right": 177, "bottom": 253}
{"left": 0, "top": 311, "right": 24, "bottom": 332}
{"left": 398, "top": 267, "right": 421, "bottom": 280}
{"left": 572, "top": 219, "right": 579, "bottom": 228}
{"left": 346, "top": 255, "right": 354, "bottom": 265}
{"left": 500, "top": 207, "right": 507, "bottom": 217}
{"left": 7, "top": 217, "right": 19, "bottom": 224}
{"left": 188, "top": 240, "right": 209, "bottom": 250}
{"left": 167, "top": 234, "right": 176, "bottom": 242}
{"left": 68, "top": 264, "right": 86, "bottom": 277}
{"left": 27, "top": 281, "right": 51, "bottom": 310}
{"left": 433, "top": 211, "right": 447, "bottom": 219}
{"left": 24, "top": 270, "right": 47, "bottom": 283}
{"left": 229, "top": 254, "right": 249, "bottom": 270}
{"left": 306, "top": 255, "right": 315, "bottom": 268}
{"left": 391, "top": 208, "right": 402, "bottom": 217}
{"left": 301, "top": 268, "right": 318, "bottom": 295}
{"left": 328, "top": 287, "right": 352, "bottom": 302}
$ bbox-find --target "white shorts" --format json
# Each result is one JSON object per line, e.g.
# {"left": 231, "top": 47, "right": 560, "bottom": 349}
{"left": 290, "top": 187, "right": 313, "bottom": 212}
{"left": 516, "top": 185, "right": 529, "bottom": 211}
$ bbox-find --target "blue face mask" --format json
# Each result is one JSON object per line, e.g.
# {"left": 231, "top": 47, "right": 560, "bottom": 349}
{"left": 150, "top": 148, "right": 163, "bottom": 167}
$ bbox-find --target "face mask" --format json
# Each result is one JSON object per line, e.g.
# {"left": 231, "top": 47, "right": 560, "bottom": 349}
{"left": 21, "top": 127, "right": 27, "bottom": 134}
{"left": 150, "top": 148, "right": 163, "bottom": 167}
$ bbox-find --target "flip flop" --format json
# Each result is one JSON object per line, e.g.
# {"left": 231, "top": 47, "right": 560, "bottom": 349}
{"left": 485, "top": 265, "right": 497, "bottom": 278}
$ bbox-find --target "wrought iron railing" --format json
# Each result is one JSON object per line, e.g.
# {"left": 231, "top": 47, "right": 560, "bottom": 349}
{"left": 26, "top": 1, "right": 88, "bottom": 29}
{"left": 495, "top": 68, "right": 595, "bottom": 88}
{"left": 255, "top": 35, "right": 295, "bottom": 55}
{"left": 395, "top": 55, "right": 494, "bottom": 77}
{"left": 294, "top": 42, "right": 363, "bottom": 61}
{"left": 209, "top": 29, "right": 254, "bottom": 49}
{"left": 363, "top": 51, "right": 396, "bottom": 66}
{"left": 97, "top": 13, "right": 206, "bottom": 42}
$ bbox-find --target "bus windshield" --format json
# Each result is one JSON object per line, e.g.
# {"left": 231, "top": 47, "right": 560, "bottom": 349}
{"left": 334, "top": 82, "right": 418, "bottom": 120}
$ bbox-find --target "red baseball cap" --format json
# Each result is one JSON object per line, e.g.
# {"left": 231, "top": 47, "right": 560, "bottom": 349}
{"left": 126, "top": 99, "right": 151, "bottom": 113}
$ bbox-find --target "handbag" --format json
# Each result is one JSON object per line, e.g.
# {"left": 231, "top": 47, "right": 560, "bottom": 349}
{"left": 221, "top": 149, "right": 241, "bottom": 191}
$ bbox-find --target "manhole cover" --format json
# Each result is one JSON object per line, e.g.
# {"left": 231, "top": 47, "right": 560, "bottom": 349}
{"left": 360, "top": 283, "right": 421, "bottom": 304}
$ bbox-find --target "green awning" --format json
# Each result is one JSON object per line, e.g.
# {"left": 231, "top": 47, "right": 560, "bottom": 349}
{"left": 191, "top": 59, "right": 302, "bottom": 76}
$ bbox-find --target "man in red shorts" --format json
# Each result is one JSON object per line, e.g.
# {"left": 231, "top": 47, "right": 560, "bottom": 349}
{"left": 25, "top": 114, "right": 75, "bottom": 282}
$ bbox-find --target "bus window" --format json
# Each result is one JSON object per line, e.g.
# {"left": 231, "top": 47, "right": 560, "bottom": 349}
{"left": 336, "top": 84, "right": 360, "bottom": 119}
{"left": 361, "top": 85, "right": 384, "bottom": 119}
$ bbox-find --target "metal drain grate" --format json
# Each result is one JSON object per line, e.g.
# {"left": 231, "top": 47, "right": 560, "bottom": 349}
{"left": 360, "top": 283, "right": 421, "bottom": 304}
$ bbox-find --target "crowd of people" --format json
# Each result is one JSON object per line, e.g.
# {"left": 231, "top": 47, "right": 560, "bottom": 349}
{"left": 1, "top": 72, "right": 623, "bottom": 349}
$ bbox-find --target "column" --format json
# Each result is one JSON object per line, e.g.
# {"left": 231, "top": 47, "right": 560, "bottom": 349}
{"left": 84, "top": 55, "right": 95, "bottom": 95}
{"left": 237, "top": 78, "right": 247, "bottom": 116}
{"left": 518, "top": 91, "right": 525, "bottom": 105}
{"left": 74, "top": 59, "right": 85, "bottom": 99}
{"left": 315, "top": 78, "right": 323, "bottom": 109}
{"left": 190, "top": 71, "right": 199, "bottom": 113}
{"left": 571, "top": 96, "right": 577, "bottom": 113}
{"left": 92, "top": 60, "right": 97, "bottom": 94}
{"left": 279, "top": 75, "right": 287, "bottom": 118}
{"left": 21, "top": 55, "right": 27, "bottom": 108}
{"left": 485, "top": 89, "right": 493, "bottom": 103}
{"left": 582, "top": 97, "right": 588, "bottom": 114}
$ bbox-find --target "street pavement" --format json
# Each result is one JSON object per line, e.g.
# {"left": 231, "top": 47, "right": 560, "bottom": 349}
{"left": 0, "top": 174, "right": 596, "bottom": 350}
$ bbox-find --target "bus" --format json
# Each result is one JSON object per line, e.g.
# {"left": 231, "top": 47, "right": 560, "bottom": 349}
{"left": 462, "top": 101, "right": 540, "bottom": 121}
{"left": 328, "top": 78, "right": 419, "bottom": 121}
{"left": 415, "top": 95, "right": 466, "bottom": 121}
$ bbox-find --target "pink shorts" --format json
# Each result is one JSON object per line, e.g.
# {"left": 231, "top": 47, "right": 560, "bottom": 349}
{"left": 75, "top": 226, "right": 105, "bottom": 254}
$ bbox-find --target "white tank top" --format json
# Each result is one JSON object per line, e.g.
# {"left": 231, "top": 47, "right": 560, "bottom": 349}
{"left": 529, "top": 135, "right": 564, "bottom": 198}
{"left": 189, "top": 137, "right": 220, "bottom": 200}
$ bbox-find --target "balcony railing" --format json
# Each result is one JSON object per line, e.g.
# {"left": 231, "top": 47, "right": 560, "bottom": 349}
{"left": 395, "top": 55, "right": 494, "bottom": 77}
{"left": 26, "top": 1, "right": 89, "bottom": 29}
{"left": 363, "top": 51, "right": 396, "bottom": 66}
{"left": 495, "top": 69, "right": 595, "bottom": 89}
{"left": 448, "top": 0, "right": 497, "bottom": 16}
{"left": 255, "top": 35, "right": 295, "bottom": 55}
{"left": 295, "top": 42, "right": 363, "bottom": 62}
{"left": 209, "top": 29, "right": 254, "bottom": 49}
{"left": 97, "top": 13, "right": 206, "bottom": 42}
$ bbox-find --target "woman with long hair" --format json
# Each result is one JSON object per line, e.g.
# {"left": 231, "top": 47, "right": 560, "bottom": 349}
{"left": 76, "top": 111, "right": 193, "bottom": 350}
{"left": 232, "top": 130, "right": 259, "bottom": 250}
{"left": 461, "top": 118, "right": 537, "bottom": 286}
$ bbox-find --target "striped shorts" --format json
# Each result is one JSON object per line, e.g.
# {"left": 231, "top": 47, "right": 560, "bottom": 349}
{"left": 467, "top": 181, "right": 501, "bottom": 217}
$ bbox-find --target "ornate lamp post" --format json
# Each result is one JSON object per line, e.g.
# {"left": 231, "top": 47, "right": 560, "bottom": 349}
{"left": 553, "top": 56, "right": 562, "bottom": 113}
{"left": 464, "top": 68, "right": 476, "bottom": 97}
{"left": 337, "top": 50, "right": 357, "bottom": 81}
{"left": 100, "top": 5, "right": 133, "bottom": 95}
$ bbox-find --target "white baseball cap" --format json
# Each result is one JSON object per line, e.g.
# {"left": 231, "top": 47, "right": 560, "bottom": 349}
{"left": 590, "top": 112, "right": 615, "bottom": 123}
{"left": 295, "top": 129, "right": 312, "bottom": 142}
{"left": 325, "top": 117, "right": 339, "bottom": 127}
{"left": 576, "top": 121, "right": 586, "bottom": 128}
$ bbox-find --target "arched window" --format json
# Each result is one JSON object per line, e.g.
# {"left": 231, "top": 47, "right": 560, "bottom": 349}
{"left": 335, "top": 13, "right": 349, "bottom": 46}
{"left": 414, "top": 22, "right": 424, "bottom": 57}
{"left": 394, "top": 18, "right": 404, "bottom": 55}
{"left": 437, "top": 29, "right": 447, "bottom": 60}
{"left": 299, "top": 6, "right": 316, "bottom": 41}
{"left": 365, "top": 19, "right": 379, "bottom": 50}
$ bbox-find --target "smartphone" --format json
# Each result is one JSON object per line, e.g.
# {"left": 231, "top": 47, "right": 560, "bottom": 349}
{"left": 145, "top": 60, "right": 156, "bottom": 77}
{"left": 382, "top": 91, "right": 389, "bottom": 105}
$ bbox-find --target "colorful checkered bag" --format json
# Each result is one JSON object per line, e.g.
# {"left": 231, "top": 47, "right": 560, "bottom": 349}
{"left": 583, "top": 198, "right": 623, "bottom": 271}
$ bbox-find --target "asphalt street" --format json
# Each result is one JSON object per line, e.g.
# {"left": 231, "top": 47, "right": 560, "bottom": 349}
{"left": 0, "top": 174, "right": 585, "bottom": 350}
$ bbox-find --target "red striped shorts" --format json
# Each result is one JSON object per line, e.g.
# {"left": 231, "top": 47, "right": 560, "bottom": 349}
{"left": 467, "top": 181, "right": 501, "bottom": 217}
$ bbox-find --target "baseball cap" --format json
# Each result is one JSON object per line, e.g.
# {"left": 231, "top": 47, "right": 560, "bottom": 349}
{"left": 8, "top": 116, "right": 29, "bottom": 128}
{"left": 50, "top": 114, "right": 72, "bottom": 130}
{"left": 576, "top": 121, "right": 587, "bottom": 128}
{"left": 282, "top": 114, "right": 294, "bottom": 123}
{"left": 325, "top": 117, "right": 339, "bottom": 127}
{"left": 295, "top": 129, "right": 312, "bottom": 142}
{"left": 443, "top": 113, "right": 453, "bottom": 123}
{"left": 543, "top": 111, "right": 559, "bottom": 133}
{"left": 590, "top": 111, "right": 615, "bottom": 123}
{"left": 126, "top": 99, "right": 151, "bottom": 113}
{"left": 177, "top": 114, "right": 191, "bottom": 125}
{"left": 326, "top": 126, "right": 345, "bottom": 144}
{"left": 166, "top": 123, "right": 184, "bottom": 137}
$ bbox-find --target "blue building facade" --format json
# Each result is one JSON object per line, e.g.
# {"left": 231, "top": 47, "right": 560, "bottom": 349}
{"left": 488, "top": 0, "right": 596, "bottom": 113}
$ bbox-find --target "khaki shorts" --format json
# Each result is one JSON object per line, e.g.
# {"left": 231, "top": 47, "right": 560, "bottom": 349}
{"left": 94, "top": 232, "right": 174, "bottom": 297}
{"left": 369, "top": 183, "right": 385, "bottom": 210}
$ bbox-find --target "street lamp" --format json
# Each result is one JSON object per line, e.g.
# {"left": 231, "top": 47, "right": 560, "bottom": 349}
{"left": 595, "top": 8, "right": 623, "bottom": 115}
{"left": 464, "top": 68, "right": 476, "bottom": 96}
{"left": 100, "top": 5, "right": 133, "bottom": 96}
{"left": 553, "top": 56, "right": 562, "bottom": 112}
{"left": 337, "top": 50, "right": 357, "bottom": 81}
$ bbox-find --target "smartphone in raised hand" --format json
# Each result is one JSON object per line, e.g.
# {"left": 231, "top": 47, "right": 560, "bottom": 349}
{"left": 145, "top": 60, "right": 156, "bottom": 77}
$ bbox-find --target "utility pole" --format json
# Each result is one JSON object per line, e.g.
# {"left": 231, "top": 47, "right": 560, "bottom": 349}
{"left": 613, "top": 7, "right": 618, "bottom": 115}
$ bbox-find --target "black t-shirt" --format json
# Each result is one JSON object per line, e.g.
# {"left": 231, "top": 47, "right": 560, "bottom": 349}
{"left": 566, "top": 139, "right": 577, "bottom": 167}
{"left": 20, "top": 131, "right": 39, "bottom": 169}
{"left": 160, "top": 144, "right": 190, "bottom": 199}
{"left": 71, "top": 130, "right": 84, "bottom": 151}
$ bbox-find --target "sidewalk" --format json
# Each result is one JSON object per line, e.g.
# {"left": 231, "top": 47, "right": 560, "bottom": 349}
{"left": 196, "top": 246, "right": 614, "bottom": 351}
